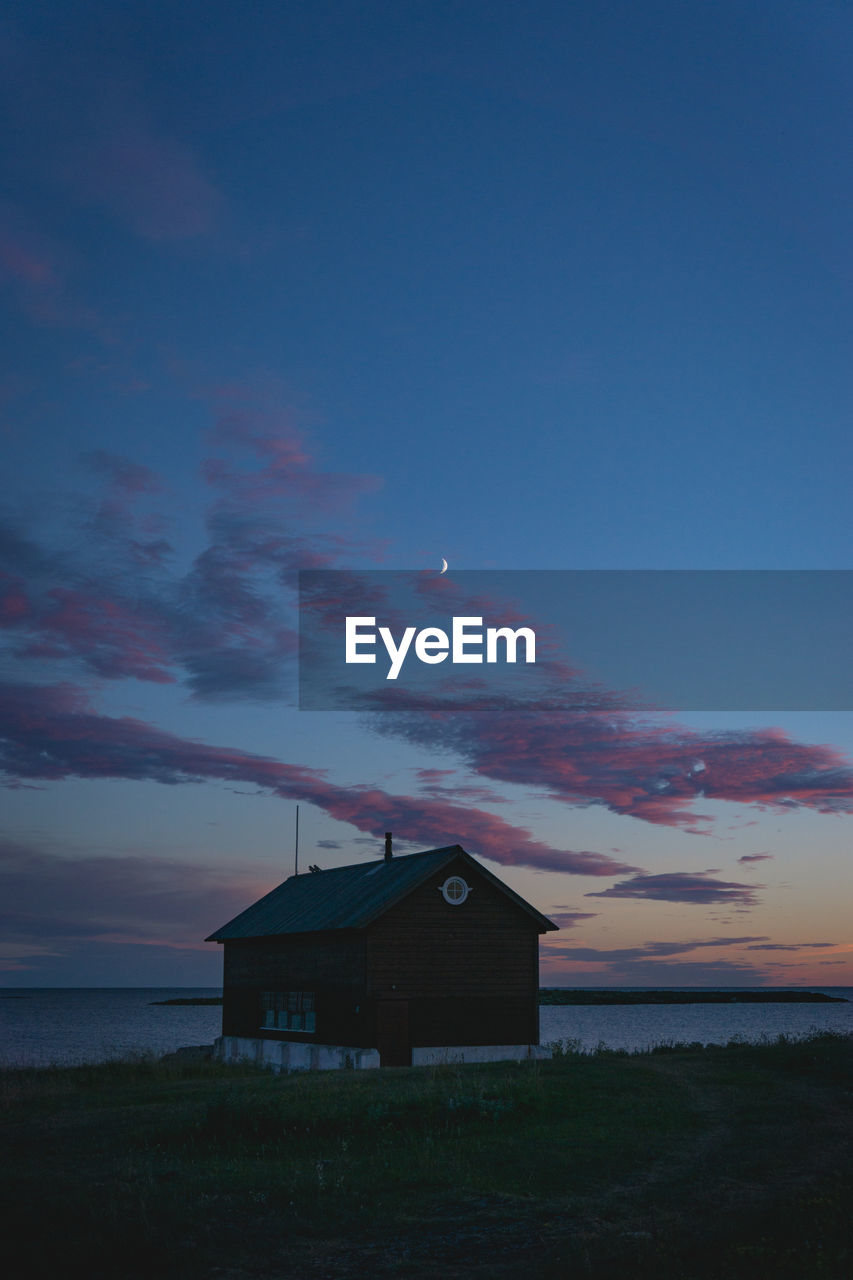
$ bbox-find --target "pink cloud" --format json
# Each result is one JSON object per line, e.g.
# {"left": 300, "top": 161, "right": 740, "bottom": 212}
{"left": 0, "top": 406, "right": 386, "bottom": 698}
{"left": 545, "top": 910, "right": 600, "bottom": 928}
{"left": 203, "top": 388, "right": 382, "bottom": 514}
{"left": 379, "top": 704, "right": 853, "bottom": 828}
{"left": 6, "top": 429, "right": 853, "bottom": 833}
{"left": 586, "top": 871, "right": 763, "bottom": 906}
{"left": 0, "top": 682, "right": 640, "bottom": 879}
{"left": 328, "top": 570, "right": 853, "bottom": 827}
{"left": 15, "top": 588, "right": 175, "bottom": 684}
{"left": 0, "top": 202, "right": 115, "bottom": 341}
{"left": 541, "top": 935, "right": 770, "bottom": 960}
{"left": 63, "top": 114, "right": 223, "bottom": 241}
{"left": 538, "top": 934, "right": 844, "bottom": 985}
{"left": 411, "top": 767, "right": 509, "bottom": 805}
{"left": 0, "top": 569, "right": 31, "bottom": 622}
{"left": 82, "top": 450, "right": 162, "bottom": 495}
{"left": 0, "top": 236, "right": 55, "bottom": 287}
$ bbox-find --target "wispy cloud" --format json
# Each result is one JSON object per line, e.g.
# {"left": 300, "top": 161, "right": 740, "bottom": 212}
{"left": 64, "top": 116, "right": 224, "bottom": 242}
{"left": 0, "top": 682, "right": 640, "bottom": 877}
{"left": 745, "top": 941, "right": 835, "bottom": 952}
{"left": 539, "top": 955, "right": 773, "bottom": 986}
{"left": 81, "top": 450, "right": 162, "bottom": 496}
{"left": 4, "top": 422, "right": 853, "bottom": 847}
{"left": 586, "top": 871, "right": 762, "bottom": 906}
{"left": 0, "top": 837, "right": 270, "bottom": 958}
{"left": 0, "top": 401, "right": 385, "bottom": 700}
{"left": 546, "top": 909, "right": 599, "bottom": 928}
{"left": 375, "top": 704, "right": 853, "bottom": 829}
{"left": 542, "top": 935, "right": 770, "bottom": 961}
{"left": 412, "top": 767, "right": 510, "bottom": 805}
{"left": 538, "top": 932, "right": 842, "bottom": 986}
{"left": 204, "top": 389, "right": 382, "bottom": 512}
{"left": 353, "top": 574, "right": 853, "bottom": 829}
{"left": 0, "top": 200, "right": 115, "bottom": 341}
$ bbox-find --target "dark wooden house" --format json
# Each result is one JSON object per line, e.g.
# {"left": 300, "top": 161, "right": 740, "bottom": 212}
{"left": 206, "top": 840, "right": 557, "bottom": 1070}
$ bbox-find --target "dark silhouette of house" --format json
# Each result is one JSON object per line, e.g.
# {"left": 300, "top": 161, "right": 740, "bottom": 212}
{"left": 206, "top": 838, "right": 557, "bottom": 1070}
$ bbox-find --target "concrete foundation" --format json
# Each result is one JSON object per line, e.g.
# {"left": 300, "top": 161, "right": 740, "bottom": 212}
{"left": 214, "top": 1036, "right": 380, "bottom": 1072}
{"left": 214, "top": 1035, "right": 547, "bottom": 1072}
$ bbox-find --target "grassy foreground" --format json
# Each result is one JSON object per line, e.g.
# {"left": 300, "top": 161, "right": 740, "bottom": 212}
{"left": 1, "top": 1034, "right": 851, "bottom": 1279}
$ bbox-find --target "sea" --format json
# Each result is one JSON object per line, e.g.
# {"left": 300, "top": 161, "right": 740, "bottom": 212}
{"left": 1, "top": 987, "right": 851, "bottom": 1068}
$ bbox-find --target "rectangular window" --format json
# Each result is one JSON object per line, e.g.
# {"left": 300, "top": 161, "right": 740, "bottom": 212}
{"left": 260, "top": 990, "right": 316, "bottom": 1034}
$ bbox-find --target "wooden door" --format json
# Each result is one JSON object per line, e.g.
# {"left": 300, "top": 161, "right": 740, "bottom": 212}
{"left": 376, "top": 1000, "right": 411, "bottom": 1067}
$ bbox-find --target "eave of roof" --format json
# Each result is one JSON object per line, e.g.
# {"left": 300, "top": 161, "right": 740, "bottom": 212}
{"left": 205, "top": 845, "right": 558, "bottom": 940}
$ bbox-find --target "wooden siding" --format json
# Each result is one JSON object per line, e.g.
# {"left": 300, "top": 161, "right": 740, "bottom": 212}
{"left": 221, "top": 932, "right": 368, "bottom": 1043}
{"left": 217, "top": 856, "right": 544, "bottom": 1050}
{"left": 223, "top": 932, "right": 365, "bottom": 989}
{"left": 365, "top": 856, "right": 540, "bottom": 1045}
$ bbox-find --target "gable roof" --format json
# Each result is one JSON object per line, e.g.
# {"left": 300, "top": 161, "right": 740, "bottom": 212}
{"left": 206, "top": 845, "right": 558, "bottom": 940}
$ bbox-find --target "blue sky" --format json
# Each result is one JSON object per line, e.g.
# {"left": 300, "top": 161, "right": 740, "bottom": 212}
{"left": 1, "top": 1, "right": 851, "bottom": 986}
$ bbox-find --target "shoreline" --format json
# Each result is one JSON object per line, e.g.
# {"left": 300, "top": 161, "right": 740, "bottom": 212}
{"left": 146, "top": 988, "right": 849, "bottom": 1009}
{"left": 539, "top": 987, "right": 847, "bottom": 1004}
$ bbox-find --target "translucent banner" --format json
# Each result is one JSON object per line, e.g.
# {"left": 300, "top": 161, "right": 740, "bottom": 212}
{"left": 298, "top": 570, "right": 853, "bottom": 711}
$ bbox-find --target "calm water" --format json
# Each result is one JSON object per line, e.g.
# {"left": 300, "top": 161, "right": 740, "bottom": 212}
{"left": 0, "top": 987, "right": 851, "bottom": 1067}
{"left": 0, "top": 989, "right": 224, "bottom": 1067}
{"left": 540, "top": 988, "right": 853, "bottom": 1053}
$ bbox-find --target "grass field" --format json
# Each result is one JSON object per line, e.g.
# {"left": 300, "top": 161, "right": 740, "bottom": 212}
{"left": 1, "top": 1032, "right": 851, "bottom": 1278}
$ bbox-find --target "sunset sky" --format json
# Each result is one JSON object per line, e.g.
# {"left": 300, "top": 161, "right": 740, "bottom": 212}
{"left": 2, "top": 1, "right": 852, "bottom": 988}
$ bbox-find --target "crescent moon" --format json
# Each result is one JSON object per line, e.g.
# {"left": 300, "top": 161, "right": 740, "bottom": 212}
{"left": 439, "top": 558, "right": 448, "bottom": 574}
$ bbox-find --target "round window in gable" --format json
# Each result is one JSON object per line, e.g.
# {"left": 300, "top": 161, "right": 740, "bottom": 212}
{"left": 441, "top": 875, "right": 470, "bottom": 905}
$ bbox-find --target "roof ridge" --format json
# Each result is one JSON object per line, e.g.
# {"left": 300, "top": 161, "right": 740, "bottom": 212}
{"left": 309, "top": 844, "right": 460, "bottom": 873}
{"left": 206, "top": 844, "right": 555, "bottom": 940}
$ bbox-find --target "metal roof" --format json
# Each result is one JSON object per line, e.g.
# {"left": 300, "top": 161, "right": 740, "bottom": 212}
{"left": 206, "top": 845, "right": 558, "bottom": 940}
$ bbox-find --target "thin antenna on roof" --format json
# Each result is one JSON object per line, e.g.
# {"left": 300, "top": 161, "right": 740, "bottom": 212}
{"left": 294, "top": 804, "right": 299, "bottom": 877}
